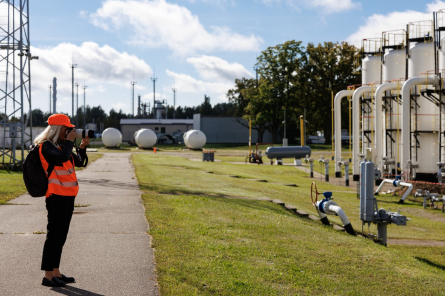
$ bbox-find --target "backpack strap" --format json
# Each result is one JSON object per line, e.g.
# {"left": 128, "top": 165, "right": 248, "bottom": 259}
{"left": 38, "top": 143, "right": 55, "bottom": 179}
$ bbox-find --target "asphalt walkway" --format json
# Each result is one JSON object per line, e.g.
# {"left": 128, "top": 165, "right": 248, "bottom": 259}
{"left": 0, "top": 153, "right": 159, "bottom": 296}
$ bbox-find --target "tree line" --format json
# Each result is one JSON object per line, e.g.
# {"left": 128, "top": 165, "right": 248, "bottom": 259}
{"left": 21, "top": 97, "right": 236, "bottom": 131}
{"left": 227, "top": 40, "right": 361, "bottom": 144}
{"left": 5, "top": 40, "right": 359, "bottom": 143}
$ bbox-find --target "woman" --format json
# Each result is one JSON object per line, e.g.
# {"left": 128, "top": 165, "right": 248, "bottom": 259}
{"left": 34, "top": 114, "right": 89, "bottom": 287}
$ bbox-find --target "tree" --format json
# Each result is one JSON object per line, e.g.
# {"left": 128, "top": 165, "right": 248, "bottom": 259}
{"left": 303, "top": 41, "right": 361, "bottom": 144}
{"left": 255, "top": 40, "right": 306, "bottom": 143}
{"left": 200, "top": 95, "right": 212, "bottom": 115}
{"left": 227, "top": 78, "right": 269, "bottom": 143}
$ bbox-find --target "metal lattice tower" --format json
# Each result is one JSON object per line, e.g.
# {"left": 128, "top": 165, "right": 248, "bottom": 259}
{"left": 0, "top": 0, "right": 38, "bottom": 167}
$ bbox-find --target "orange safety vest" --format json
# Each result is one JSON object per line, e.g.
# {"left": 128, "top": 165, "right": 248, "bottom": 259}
{"left": 39, "top": 143, "right": 79, "bottom": 198}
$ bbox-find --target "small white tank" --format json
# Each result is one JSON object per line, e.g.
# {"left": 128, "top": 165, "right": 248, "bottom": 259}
{"left": 383, "top": 49, "right": 405, "bottom": 82}
{"left": 184, "top": 130, "right": 206, "bottom": 149}
{"left": 102, "top": 128, "right": 122, "bottom": 147}
{"left": 362, "top": 55, "right": 381, "bottom": 84}
{"left": 135, "top": 129, "right": 157, "bottom": 148}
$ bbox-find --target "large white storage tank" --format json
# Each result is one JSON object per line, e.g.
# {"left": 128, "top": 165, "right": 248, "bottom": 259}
{"left": 361, "top": 55, "right": 381, "bottom": 153}
{"left": 439, "top": 37, "right": 445, "bottom": 70}
{"left": 383, "top": 49, "right": 405, "bottom": 82}
{"left": 135, "top": 129, "right": 157, "bottom": 148}
{"left": 102, "top": 128, "right": 122, "bottom": 147}
{"left": 184, "top": 130, "right": 206, "bottom": 149}
{"left": 362, "top": 55, "right": 381, "bottom": 84}
{"left": 382, "top": 48, "right": 405, "bottom": 163}
{"left": 408, "top": 40, "right": 436, "bottom": 175}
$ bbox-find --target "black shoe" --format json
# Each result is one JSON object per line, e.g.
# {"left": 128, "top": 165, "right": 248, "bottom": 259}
{"left": 42, "top": 276, "right": 66, "bottom": 287}
{"left": 56, "top": 274, "right": 75, "bottom": 283}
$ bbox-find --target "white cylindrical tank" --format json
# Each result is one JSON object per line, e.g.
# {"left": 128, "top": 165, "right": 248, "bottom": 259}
{"left": 439, "top": 37, "right": 445, "bottom": 71}
{"left": 383, "top": 49, "right": 405, "bottom": 82}
{"left": 135, "top": 129, "right": 157, "bottom": 148}
{"left": 362, "top": 55, "right": 381, "bottom": 84}
{"left": 408, "top": 41, "right": 437, "bottom": 174}
{"left": 184, "top": 130, "right": 206, "bottom": 149}
{"left": 102, "top": 128, "right": 122, "bottom": 147}
{"left": 409, "top": 42, "right": 434, "bottom": 77}
{"left": 382, "top": 48, "right": 405, "bottom": 162}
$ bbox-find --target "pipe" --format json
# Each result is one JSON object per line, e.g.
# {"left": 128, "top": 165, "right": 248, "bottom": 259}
{"left": 338, "top": 159, "right": 350, "bottom": 186}
{"left": 334, "top": 90, "right": 350, "bottom": 177}
{"left": 401, "top": 76, "right": 439, "bottom": 180}
{"left": 315, "top": 207, "right": 330, "bottom": 225}
{"left": 352, "top": 86, "right": 375, "bottom": 180}
{"left": 316, "top": 199, "right": 356, "bottom": 235}
{"left": 374, "top": 179, "right": 413, "bottom": 203}
{"left": 374, "top": 83, "right": 400, "bottom": 174}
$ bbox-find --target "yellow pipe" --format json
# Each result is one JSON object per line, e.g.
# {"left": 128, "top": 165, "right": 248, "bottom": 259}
{"left": 300, "top": 115, "right": 305, "bottom": 146}
{"left": 249, "top": 118, "right": 252, "bottom": 156}
{"left": 331, "top": 91, "right": 334, "bottom": 159}
{"left": 349, "top": 90, "right": 352, "bottom": 160}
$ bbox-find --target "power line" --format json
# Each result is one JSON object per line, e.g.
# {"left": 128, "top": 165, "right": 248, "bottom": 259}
{"left": 70, "top": 64, "right": 77, "bottom": 120}
{"left": 49, "top": 85, "right": 52, "bottom": 114}
{"left": 76, "top": 82, "right": 79, "bottom": 127}
{"left": 83, "top": 85, "right": 88, "bottom": 128}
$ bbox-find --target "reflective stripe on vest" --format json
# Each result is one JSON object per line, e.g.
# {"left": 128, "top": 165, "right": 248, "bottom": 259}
{"left": 39, "top": 142, "right": 79, "bottom": 197}
{"left": 48, "top": 179, "right": 78, "bottom": 187}
{"left": 53, "top": 167, "right": 75, "bottom": 176}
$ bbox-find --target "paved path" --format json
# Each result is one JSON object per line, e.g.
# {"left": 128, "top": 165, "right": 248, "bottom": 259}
{"left": 0, "top": 153, "right": 159, "bottom": 296}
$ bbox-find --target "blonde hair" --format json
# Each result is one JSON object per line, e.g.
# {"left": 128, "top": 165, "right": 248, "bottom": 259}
{"left": 34, "top": 125, "right": 63, "bottom": 146}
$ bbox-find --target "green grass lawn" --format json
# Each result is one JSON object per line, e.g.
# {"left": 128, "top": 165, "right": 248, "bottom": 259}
{"left": 0, "top": 153, "right": 103, "bottom": 204}
{"left": 134, "top": 153, "right": 445, "bottom": 295}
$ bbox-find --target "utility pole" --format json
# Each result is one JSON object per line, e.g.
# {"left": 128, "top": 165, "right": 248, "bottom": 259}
{"left": 172, "top": 88, "right": 176, "bottom": 119}
{"left": 83, "top": 85, "right": 88, "bottom": 128}
{"left": 76, "top": 83, "right": 79, "bottom": 127}
{"left": 131, "top": 81, "right": 137, "bottom": 117}
{"left": 70, "top": 64, "right": 77, "bottom": 120}
{"left": 49, "top": 85, "right": 52, "bottom": 114}
{"left": 151, "top": 77, "right": 157, "bottom": 118}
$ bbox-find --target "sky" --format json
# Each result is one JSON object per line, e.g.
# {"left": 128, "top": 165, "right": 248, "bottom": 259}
{"left": 16, "top": 0, "right": 445, "bottom": 117}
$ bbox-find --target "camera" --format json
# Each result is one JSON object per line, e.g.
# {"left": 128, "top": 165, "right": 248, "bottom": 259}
{"left": 66, "top": 128, "right": 95, "bottom": 139}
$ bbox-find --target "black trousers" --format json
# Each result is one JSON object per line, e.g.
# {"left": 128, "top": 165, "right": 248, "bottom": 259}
{"left": 41, "top": 195, "right": 75, "bottom": 271}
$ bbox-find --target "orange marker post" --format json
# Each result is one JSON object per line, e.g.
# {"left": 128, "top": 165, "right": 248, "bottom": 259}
{"left": 153, "top": 147, "right": 156, "bottom": 153}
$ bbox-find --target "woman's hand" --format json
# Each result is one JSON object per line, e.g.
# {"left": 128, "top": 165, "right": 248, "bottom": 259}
{"left": 80, "top": 137, "right": 90, "bottom": 149}
{"left": 66, "top": 129, "right": 77, "bottom": 142}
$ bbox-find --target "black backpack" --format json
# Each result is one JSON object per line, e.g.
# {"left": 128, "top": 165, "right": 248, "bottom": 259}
{"left": 22, "top": 144, "right": 54, "bottom": 197}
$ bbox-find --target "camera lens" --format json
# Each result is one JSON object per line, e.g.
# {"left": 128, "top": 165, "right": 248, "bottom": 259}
{"left": 75, "top": 129, "right": 95, "bottom": 139}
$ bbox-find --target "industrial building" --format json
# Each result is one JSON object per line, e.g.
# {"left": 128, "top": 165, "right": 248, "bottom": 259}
{"left": 120, "top": 114, "right": 272, "bottom": 144}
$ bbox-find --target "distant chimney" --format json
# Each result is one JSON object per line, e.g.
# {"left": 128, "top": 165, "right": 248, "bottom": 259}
{"left": 52, "top": 77, "right": 57, "bottom": 113}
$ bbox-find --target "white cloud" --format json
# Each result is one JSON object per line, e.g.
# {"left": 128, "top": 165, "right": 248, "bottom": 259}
{"left": 166, "top": 69, "right": 235, "bottom": 103}
{"left": 87, "top": 0, "right": 262, "bottom": 56}
{"left": 31, "top": 42, "right": 152, "bottom": 95}
{"left": 263, "top": 0, "right": 359, "bottom": 13}
{"left": 346, "top": 2, "right": 440, "bottom": 42}
{"left": 187, "top": 55, "right": 253, "bottom": 82}
{"left": 112, "top": 102, "right": 126, "bottom": 110}
{"left": 426, "top": 0, "right": 445, "bottom": 13}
